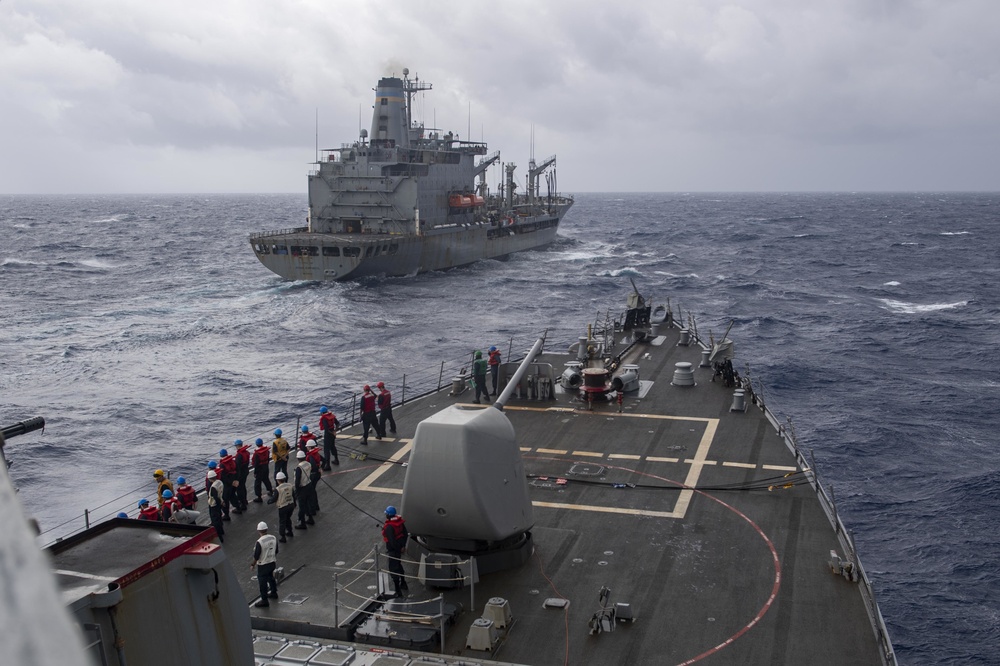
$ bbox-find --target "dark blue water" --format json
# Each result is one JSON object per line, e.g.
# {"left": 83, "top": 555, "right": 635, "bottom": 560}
{"left": 2, "top": 192, "right": 998, "bottom": 664}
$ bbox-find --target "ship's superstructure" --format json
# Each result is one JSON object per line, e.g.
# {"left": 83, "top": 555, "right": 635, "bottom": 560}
{"left": 250, "top": 70, "right": 573, "bottom": 280}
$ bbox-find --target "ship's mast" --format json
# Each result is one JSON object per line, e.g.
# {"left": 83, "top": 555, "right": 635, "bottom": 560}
{"left": 402, "top": 68, "right": 432, "bottom": 142}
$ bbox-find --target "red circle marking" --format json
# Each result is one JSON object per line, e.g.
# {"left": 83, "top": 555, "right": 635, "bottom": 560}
{"left": 529, "top": 456, "right": 782, "bottom": 664}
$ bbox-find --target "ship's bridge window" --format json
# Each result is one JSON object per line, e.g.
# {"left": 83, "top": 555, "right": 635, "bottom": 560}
{"left": 272, "top": 245, "right": 288, "bottom": 255}
{"left": 388, "top": 244, "right": 399, "bottom": 255}
{"left": 373, "top": 245, "right": 381, "bottom": 257}
{"left": 253, "top": 243, "right": 270, "bottom": 255}
{"left": 322, "top": 246, "right": 340, "bottom": 257}
{"left": 343, "top": 246, "right": 361, "bottom": 258}
{"left": 365, "top": 246, "right": 374, "bottom": 258}
{"left": 290, "top": 245, "right": 318, "bottom": 257}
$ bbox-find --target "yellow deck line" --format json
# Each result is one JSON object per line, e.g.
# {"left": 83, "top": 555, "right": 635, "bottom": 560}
{"left": 353, "top": 410, "right": 733, "bottom": 521}
{"left": 762, "top": 464, "right": 798, "bottom": 471}
{"left": 572, "top": 451, "right": 605, "bottom": 458}
{"left": 503, "top": 405, "right": 714, "bottom": 423}
{"left": 531, "top": 500, "right": 682, "bottom": 519}
{"left": 646, "top": 456, "right": 680, "bottom": 463}
{"left": 673, "top": 419, "right": 718, "bottom": 517}
{"left": 354, "top": 441, "right": 411, "bottom": 494}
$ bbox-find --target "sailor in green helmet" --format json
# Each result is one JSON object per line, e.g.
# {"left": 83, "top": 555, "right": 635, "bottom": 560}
{"left": 472, "top": 350, "right": 490, "bottom": 404}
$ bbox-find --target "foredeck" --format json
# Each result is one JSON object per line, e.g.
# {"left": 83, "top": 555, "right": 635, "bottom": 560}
{"left": 212, "top": 324, "right": 886, "bottom": 665}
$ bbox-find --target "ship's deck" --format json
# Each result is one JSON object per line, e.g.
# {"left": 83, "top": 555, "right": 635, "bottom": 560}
{"left": 200, "top": 323, "right": 884, "bottom": 665}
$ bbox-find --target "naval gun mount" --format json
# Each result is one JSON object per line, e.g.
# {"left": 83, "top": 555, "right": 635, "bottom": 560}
{"left": 400, "top": 337, "right": 547, "bottom": 582}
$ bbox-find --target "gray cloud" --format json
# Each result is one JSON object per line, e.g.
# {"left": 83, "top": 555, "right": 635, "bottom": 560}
{"left": 1, "top": 0, "right": 998, "bottom": 192}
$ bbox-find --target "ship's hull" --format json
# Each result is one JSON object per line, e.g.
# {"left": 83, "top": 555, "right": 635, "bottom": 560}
{"left": 250, "top": 207, "right": 568, "bottom": 281}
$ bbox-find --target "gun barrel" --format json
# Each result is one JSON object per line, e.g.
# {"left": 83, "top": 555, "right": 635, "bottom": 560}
{"left": 1, "top": 416, "right": 46, "bottom": 442}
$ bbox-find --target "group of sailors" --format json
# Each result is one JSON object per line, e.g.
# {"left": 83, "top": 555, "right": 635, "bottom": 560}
{"left": 121, "top": 384, "right": 415, "bottom": 606}
{"left": 128, "top": 382, "right": 398, "bottom": 538}
{"left": 131, "top": 469, "right": 200, "bottom": 524}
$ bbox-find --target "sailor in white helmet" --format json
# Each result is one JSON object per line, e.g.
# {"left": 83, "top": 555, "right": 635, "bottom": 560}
{"left": 274, "top": 472, "right": 295, "bottom": 542}
{"left": 206, "top": 470, "right": 225, "bottom": 542}
{"left": 251, "top": 521, "right": 279, "bottom": 607}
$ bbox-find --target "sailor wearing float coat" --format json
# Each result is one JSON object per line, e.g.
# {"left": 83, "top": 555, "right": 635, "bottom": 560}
{"left": 252, "top": 522, "right": 279, "bottom": 607}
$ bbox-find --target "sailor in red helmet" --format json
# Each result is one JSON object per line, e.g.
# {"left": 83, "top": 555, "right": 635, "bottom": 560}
{"left": 487, "top": 345, "right": 502, "bottom": 395}
{"left": 360, "top": 384, "right": 383, "bottom": 445}
{"left": 377, "top": 381, "right": 397, "bottom": 435}
{"left": 318, "top": 406, "right": 341, "bottom": 469}
{"left": 234, "top": 439, "right": 251, "bottom": 511}
{"left": 218, "top": 448, "right": 241, "bottom": 515}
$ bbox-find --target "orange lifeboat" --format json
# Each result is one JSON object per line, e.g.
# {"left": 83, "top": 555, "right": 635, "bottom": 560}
{"left": 449, "top": 194, "right": 473, "bottom": 208}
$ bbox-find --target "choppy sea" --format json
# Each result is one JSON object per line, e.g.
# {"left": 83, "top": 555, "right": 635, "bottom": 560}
{"left": 2, "top": 192, "right": 998, "bottom": 664}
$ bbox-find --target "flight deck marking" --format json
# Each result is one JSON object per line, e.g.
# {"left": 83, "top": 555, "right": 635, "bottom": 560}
{"left": 530, "top": 501, "right": 679, "bottom": 519}
{"left": 722, "top": 461, "right": 756, "bottom": 469}
{"left": 54, "top": 569, "right": 117, "bottom": 583}
{"left": 762, "top": 464, "right": 797, "bottom": 471}
{"left": 353, "top": 441, "right": 412, "bottom": 495}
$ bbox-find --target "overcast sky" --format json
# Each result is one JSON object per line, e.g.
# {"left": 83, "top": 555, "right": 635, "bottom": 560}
{"left": 2, "top": 0, "right": 998, "bottom": 193}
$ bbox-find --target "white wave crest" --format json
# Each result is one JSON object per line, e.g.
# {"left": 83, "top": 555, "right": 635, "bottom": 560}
{"left": 877, "top": 298, "right": 968, "bottom": 314}
{"left": 883, "top": 281, "right": 901, "bottom": 286}
{"left": 939, "top": 231, "right": 971, "bottom": 236}
{"left": 79, "top": 258, "right": 117, "bottom": 269}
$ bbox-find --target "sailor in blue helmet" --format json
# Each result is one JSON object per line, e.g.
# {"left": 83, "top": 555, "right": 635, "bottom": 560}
{"left": 252, "top": 437, "right": 274, "bottom": 502}
{"left": 117, "top": 512, "right": 129, "bottom": 519}
{"left": 272, "top": 428, "right": 290, "bottom": 483}
{"left": 298, "top": 424, "right": 317, "bottom": 451}
{"left": 318, "top": 406, "right": 341, "bottom": 470}
{"left": 159, "top": 489, "right": 181, "bottom": 522}
{"left": 176, "top": 475, "right": 197, "bottom": 509}
{"left": 381, "top": 505, "right": 409, "bottom": 598}
{"left": 137, "top": 498, "right": 160, "bottom": 521}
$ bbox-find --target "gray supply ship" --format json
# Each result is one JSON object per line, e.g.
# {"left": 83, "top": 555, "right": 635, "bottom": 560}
{"left": 250, "top": 69, "right": 573, "bottom": 281}
{"left": 2, "top": 285, "right": 897, "bottom": 665}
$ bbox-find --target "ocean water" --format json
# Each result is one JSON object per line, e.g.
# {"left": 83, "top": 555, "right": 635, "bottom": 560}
{"left": 2, "top": 192, "right": 998, "bottom": 664}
